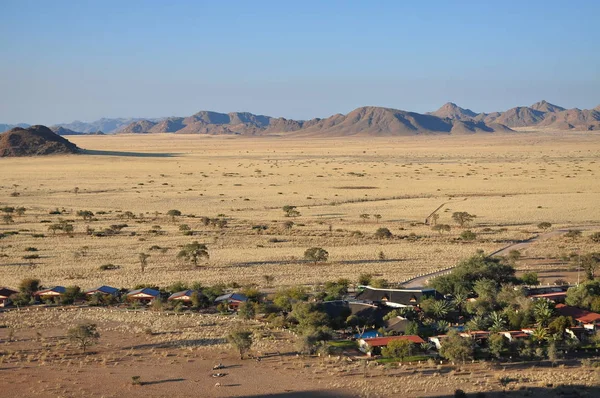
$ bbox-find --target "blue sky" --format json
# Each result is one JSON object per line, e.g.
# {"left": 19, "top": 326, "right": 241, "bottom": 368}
{"left": 1, "top": 0, "right": 599, "bottom": 124}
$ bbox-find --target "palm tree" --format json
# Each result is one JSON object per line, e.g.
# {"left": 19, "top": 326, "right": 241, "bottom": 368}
{"left": 531, "top": 326, "right": 548, "bottom": 345}
{"left": 420, "top": 342, "right": 434, "bottom": 352}
{"left": 466, "top": 315, "right": 489, "bottom": 331}
{"left": 435, "top": 320, "right": 450, "bottom": 334}
{"left": 397, "top": 306, "right": 417, "bottom": 320}
{"left": 177, "top": 241, "right": 209, "bottom": 267}
{"left": 534, "top": 299, "right": 555, "bottom": 327}
{"left": 452, "top": 290, "right": 468, "bottom": 315}
{"left": 430, "top": 300, "right": 454, "bottom": 320}
{"left": 489, "top": 311, "right": 507, "bottom": 332}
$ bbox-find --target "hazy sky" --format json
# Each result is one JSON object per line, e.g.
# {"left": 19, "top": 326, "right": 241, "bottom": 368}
{"left": 1, "top": 0, "right": 599, "bottom": 124}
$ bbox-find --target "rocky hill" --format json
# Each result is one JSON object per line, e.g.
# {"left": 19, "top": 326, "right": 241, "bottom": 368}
{"left": 117, "top": 120, "right": 158, "bottom": 134}
{"left": 49, "top": 126, "right": 106, "bottom": 136}
{"left": 476, "top": 101, "right": 599, "bottom": 130}
{"left": 428, "top": 102, "right": 477, "bottom": 120}
{"left": 436, "top": 100, "right": 600, "bottom": 131}
{"left": 292, "top": 106, "right": 512, "bottom": 137}
{"left": 530, "top": 100, "right": 566, "bottom": 113}
{"left": 0, "top": 125, "right": 80, "bottom": 157}
{"left": 114, "top": 111, "right": 319, "bottom": 135}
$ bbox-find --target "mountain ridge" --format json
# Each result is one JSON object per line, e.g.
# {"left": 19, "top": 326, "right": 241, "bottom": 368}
{"left": 3, "top": 100, "right": 599, "bottom": 136}
{"left": 115, "top": 106, "right": 514, "bottom": 137}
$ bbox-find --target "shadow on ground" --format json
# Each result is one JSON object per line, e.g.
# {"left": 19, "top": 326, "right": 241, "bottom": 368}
{"left": 231, "top": 259, "right": 404, "bottom": 268}
{"left": 243, "top": 385, "right": 600, "bottom": 397}
{"left": 141, "top": 378, "right": 185, "bottom": 386}
{"left": 241, "top": 391, "right": 355, "bottom": 397}
{"left": 432, "top": 385, "right": 600, "bottom": 397}
{"left": 123, "top": 338, "right": 226, "bottom": 350}
{"left": 81, "top": 149, "right": 179, "bottom": 158}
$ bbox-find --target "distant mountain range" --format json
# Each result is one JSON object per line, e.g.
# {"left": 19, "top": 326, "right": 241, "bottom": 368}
{"left": 0, "top": 123, "right": 31, "bottom": 132}
{"left": 54, "top": 118, "right": 161, "bottom": 134}
{"left": 2, "top": 101, "right": 599, "bottom": 136}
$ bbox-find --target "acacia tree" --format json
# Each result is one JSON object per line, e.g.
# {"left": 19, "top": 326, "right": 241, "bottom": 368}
{"left": 488, "top": 334, "right": 507, "bottom": 359}
{"left": 381, "top": 339, "right": 414, "bottom": 360}
{"left": 167, "top": 209, "right": 182, "bottom": 221}
{"left": 227, "top": 329, "right": 253, "bottom": 359}
{"left": 76, "top": 210, "right": 94, "bottom": 221}
{"left": 579, "top": 253, "right": 600, "bottom": 280}
{"left": 304, "top": 247, "right": 329, "bottom": 264}
{"left": 537, "top": 222, "right": 552, "bottom": 231}
{"left": 452, "top": 212, "right": 476, "bottom": 228}
{"left": 139, "top": 253, "right": 150, "bottom": 273}
{"left": 177, "top": 241, "right": 209, "bottom": 267}
{"left": 439, "top": 330, "right": 474, "bottom": 363}
{"left": 565, "top": 229, "right": 582, "bottom": 240}
{"left": 68, "top": 323, "right": 100, "bottom": 354}
{"left": 432, "top": 224, "right": 451, "bottom": 235}
{"left": 283, "top": 205, "right": 300, "bottom": 217}
{"left": 374, "top": 227, "right": 393, "bottom": 239}
{"left": 17, "top": 278, "right": 41, "bottom": 302}
{"left": 62, "top": 222, "right": 74, "bottom": 236}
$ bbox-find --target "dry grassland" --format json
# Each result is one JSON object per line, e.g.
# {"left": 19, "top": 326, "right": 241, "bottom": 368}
{"left": 1, "top": 131, "right": 599, "bottom": 290}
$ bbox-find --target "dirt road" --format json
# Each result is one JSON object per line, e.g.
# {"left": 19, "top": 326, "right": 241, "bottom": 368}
{"left": 401, "top": 225, "right": 599, "bottom": 288}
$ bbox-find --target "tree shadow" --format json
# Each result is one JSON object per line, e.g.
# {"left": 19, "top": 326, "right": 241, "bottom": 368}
{"left": 141, "top": 378, "right": 185, "bottom": 386}
{"left": 81, "top": 149, "right": 179, "bottom": 158}
{"left": 241, "top": 391, "right": 355, "bottom": 397}
{"left": 431, "top": 384, "right": 600, "bottom": 397}
{"left": 122, "top": 338, "right": 226, "bottom": 350}
{"left": 244, "top": 386, "right": 600, "bottom": 397}
{"left": 231, "top": 259, "right": 404, "bottom": 268}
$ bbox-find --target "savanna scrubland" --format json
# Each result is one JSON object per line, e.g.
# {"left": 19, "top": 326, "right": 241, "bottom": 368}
{"left": 1, "top": 132, "right": 599, "bottom": 289}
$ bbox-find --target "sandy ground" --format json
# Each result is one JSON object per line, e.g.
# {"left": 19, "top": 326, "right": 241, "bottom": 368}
{"left": 2, "top": 308, "right": 600, "bottom": 398}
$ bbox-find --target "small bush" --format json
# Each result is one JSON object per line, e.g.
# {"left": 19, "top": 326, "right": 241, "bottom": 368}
{"left": 460, "top": 230, "right": 477, "bottom": 241}
{"left": 374, "top": 227, "right": 393, "bottom": 239}
{"left": 99, "top": 264, "right": 120, "bottom": 271}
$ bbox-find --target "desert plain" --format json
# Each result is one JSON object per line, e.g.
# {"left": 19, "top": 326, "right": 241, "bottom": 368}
{"left": 1, "top": 130, "right": 600, "bottom": 397}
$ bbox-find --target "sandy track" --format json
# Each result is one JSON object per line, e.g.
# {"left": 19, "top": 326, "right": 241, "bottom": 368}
{"left": 402, "top": 225, "right": 600, "bottom": 288}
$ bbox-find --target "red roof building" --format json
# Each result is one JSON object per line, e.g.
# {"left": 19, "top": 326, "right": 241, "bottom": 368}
{"left": 0, "top": 287, "right": 18, "bottom": 307}
{"left": 358, "top": 335, "right": 425, "bottom": 355}
{"left": 530, "top": 292, "right": 567, "bottom": 302}
{"left": 556, "top": 304, "right": 600, "bottom": 324}
{"left": 499, "top": 331, "right": 530, "bottom": 342}
{"left": 361, "top": 335, "right": 425, "bottom": 346}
